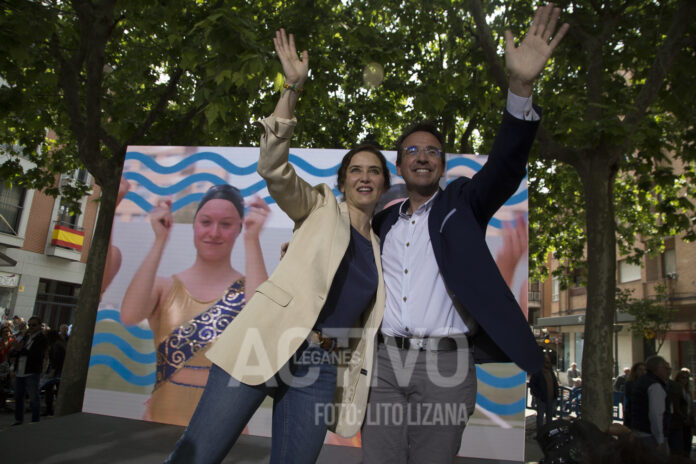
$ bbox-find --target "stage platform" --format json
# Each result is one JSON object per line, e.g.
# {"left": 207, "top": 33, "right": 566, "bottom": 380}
{"left": 0, "top": 411, "right": 541, "bottom": 463}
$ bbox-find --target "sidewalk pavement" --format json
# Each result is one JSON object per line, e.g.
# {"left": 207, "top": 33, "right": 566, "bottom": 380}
{"left": 0, "top": 401, "right": 543, "bottom": 463}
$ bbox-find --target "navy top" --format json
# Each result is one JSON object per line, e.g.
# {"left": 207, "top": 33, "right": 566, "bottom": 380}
{"left": 315, "top": 226, "right": 378, "bottom": 337}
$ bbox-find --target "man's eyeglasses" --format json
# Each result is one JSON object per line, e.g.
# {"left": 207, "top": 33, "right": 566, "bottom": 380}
{"left": 403, "top": 145, "right": 442, "bottom": 159}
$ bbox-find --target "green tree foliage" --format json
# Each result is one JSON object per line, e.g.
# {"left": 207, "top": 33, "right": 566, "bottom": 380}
{"left": 616, "top": 284, "right": 675, "bottom": 355}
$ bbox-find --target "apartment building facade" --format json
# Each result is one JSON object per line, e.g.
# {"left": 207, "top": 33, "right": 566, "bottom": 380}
{"left": 0, "top": 155, "right": 99, "bottom": 328}
{"left": 534, "top": 236, "right": 696, "bottom": 378}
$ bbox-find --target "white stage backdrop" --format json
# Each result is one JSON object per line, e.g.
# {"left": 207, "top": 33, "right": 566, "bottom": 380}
{"left": 84, "top": 144, "right": 530, "bottom": 462}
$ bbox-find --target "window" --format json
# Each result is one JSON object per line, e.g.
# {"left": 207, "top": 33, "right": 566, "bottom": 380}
{"left": 619, "top": 259, "right": 641, "bottom": 283}
{"left": 57, "top": 198, "right": 80, "bottom": 228}
{"left": 552, "top": 277, "right": 560, "bottom": 302}
{"left": 662, "top": 249, "right": 676, "bottom": 278}
{"left": 34, "top": 278, "right": 81, "bottom": 328}
{"left": 0, "top": 184, "right": 26, "bottom": 235}
{"left": 569, "top": 269, "right": 586, "bottom": 296}
{"left": 528, "top": 280, "right": 541, "bottom": 303}
{"left": 574, "top": 332, "right": 584, "bottom": 368}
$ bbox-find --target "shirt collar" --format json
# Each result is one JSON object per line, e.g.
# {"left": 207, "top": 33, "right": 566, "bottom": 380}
{"left": 398, "top": 190, "right": 440, "bottom": 218}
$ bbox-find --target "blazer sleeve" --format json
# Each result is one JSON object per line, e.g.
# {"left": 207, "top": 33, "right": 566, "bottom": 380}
{"left": 464, "top": 108, "right": 540, "bottom": 228}
{"left": 254, "top": 116, "right": 326, "bottom": 226}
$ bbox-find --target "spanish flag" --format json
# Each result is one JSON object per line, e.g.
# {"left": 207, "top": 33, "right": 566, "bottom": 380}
{"left": 51, "top": 224, "right": 84, "bottom": 251}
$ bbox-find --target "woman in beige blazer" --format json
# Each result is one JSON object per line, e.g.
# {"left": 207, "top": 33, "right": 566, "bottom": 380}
{"left": 166, "top": 29, "right": 389, "bottom": 464}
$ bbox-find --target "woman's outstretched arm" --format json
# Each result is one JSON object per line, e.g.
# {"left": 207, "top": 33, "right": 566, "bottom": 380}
{"left": 120, "top": 199, "right": 173, "bottom": 325}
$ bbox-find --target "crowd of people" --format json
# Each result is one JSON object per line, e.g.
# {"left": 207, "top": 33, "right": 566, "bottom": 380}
{"left": 531, "top": 355, "right": 695, "bottom": 462}
{"left": 0, "top": 315, "right": 68, "bottom": 425}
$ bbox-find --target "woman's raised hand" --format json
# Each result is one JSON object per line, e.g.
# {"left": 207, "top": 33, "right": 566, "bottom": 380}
{"left": 274, "top": 28, "right": 308, "bottom": 88}
{"left": 150, "top": 198, "right": 173, "bottom": 241}
{"left": 244, "top": 195, "right": 271, "bottom": 240}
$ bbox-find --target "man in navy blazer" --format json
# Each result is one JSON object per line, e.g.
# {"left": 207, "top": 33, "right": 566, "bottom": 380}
{"left": 362, "top": 4, "right": 569, "bottom": 463}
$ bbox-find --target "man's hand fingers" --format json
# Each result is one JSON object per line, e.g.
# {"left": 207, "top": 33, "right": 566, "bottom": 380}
{"left": 504, "top": 29, "right": 515, "bottom": 54}
{"left": 548, "top": 23, "right": 570, "bottom": 51}
{"left": 529, "top": 4, "right": 547, "bottom": 38}
{"left": 542, "top": 7, "right": 561, "bottom": 43}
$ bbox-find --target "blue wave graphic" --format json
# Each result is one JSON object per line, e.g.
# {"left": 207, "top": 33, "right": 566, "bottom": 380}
{"left": 126, "top": 151, "right": 259, "bottom": 175}
{"left": 447, "top": 157, "right": 484, "bottom": 171}
{"left": 476, "top": 393, "right": 526, "bottom": 415}
{"left": 124, "top": 172, "right": 271, "bottom": 198}
{"left": 126, "top": 151, "right": 392, "bottom": 178}
{"left": 289, "top": 155, "right": 340, "bottom": 177}
{"left": 444, "top": 180, "right": 528, "bottom": 207}
{"left": 96, "top": 310, "right": 153, "bottom": 339}
{"left": 89, "top": 354, "right": 155, "bottom": 386}
{"left": 291, "top": 155, "right": 396, "bottom": 177}
{"left": 504, "top": 190, "right": 528, "bottom": 206}
{"left": 92, "top": 333, "right": 156, "bottom": 364}
{"left": 124, "top": 187, "right": 343, "bottom": 213}
{"left": 475, "top": 367, "right": 526, "bottom": 389}
{"left": 124, "top": 172, "right": 228, "bottom": 194}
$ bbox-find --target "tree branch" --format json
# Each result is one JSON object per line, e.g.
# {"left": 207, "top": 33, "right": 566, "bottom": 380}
{"left": 99, "top": 127, "right": 123, "bottom": 157}
{"left": 623, "top": 0, "right": 696, "bottom": 133}
{"left": 52, "top": 33, "right": 86, "bottom": 142}
{"left": 126, "top": 67, "right": 185, "bottom": 145}
{"left": 459, "top": 114, "right": 479, "bottom": 154}
{"left": 467, "top": 0, "right": 508, "bottom": 95}
{"left": 154, "top": 103, "right": 206, "bottom": 146}
{"left": 536, "top": 125, "right": 580, "bottom": 166}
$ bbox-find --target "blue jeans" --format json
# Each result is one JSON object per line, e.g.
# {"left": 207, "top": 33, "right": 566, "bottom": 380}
{"left": 166, "top": 341, "right": 337, "bottom": 464}
{"left": 14, "top": 373, "right": 41, "bottom": 423}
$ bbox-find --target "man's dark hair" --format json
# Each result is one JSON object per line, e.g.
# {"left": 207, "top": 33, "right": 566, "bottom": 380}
{"left": 395, "top": 120, "right": 446, "bottom": 166}
{"left": 645, "top": 355, "right": 666, "bottom": 374}
{"left": 336, "top": 143, "right": 391, "bottom": 193}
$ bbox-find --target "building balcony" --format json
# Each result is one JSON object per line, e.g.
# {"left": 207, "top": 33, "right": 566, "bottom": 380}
{"left": 45, "top": 221, "right": 84, "bottom": 261}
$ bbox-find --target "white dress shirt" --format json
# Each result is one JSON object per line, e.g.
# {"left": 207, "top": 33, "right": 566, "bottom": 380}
{"left": 380, "top": 91, "right": 537, "bottom": 338}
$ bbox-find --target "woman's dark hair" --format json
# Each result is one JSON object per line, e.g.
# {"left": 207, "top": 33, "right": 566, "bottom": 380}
{"left": 195, "top": 184, "right": 244, "bottom": 219}
{"left": 395, "top": 120, "right": 446, "bottom": 166}
{"left": 336, "top": 143, "right": 391, "bottom": 193}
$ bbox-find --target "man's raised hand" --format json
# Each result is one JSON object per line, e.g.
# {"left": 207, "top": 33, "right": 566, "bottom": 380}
{"left": 505, "top": 3, "right": 569, "bottom": 97}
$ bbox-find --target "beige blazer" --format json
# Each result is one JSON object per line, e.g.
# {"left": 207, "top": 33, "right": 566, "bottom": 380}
{"left": 207, "top": 116, "right": 385, "bottom": 437}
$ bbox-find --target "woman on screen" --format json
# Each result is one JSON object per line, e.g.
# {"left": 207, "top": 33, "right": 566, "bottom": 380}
{"left": 166, "top": 29, "right": 390, "bottom": 463}
{"left": 120, "top": 185, "right": 270, "bottom": 426}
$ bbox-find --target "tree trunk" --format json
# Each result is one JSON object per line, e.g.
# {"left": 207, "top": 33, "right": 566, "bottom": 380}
{"left": 578, "top": 155, "right": 617, "bottom": 429}
{"left": 56, "top": 174, "right": 120, "bottom": 415}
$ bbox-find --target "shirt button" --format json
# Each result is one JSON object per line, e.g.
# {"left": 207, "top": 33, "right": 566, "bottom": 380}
{"left": 403, "top": 297, "right": 407, "bottom": 302}
{"left": 404, "top": 269, "right": 408, "bottom": 274}
{"left": 406, "top": 242, "right": 410, "bottom": 247}
{"left": 405, "top": 327, "right": 410, "bottom": 332}
{"left": 411, "top": 220, "right": 415, "bottom": 224}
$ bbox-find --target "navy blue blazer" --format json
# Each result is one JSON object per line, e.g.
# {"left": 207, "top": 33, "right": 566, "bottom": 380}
{"left": 374, "top": 109, "right": 543, "bottom": 374}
